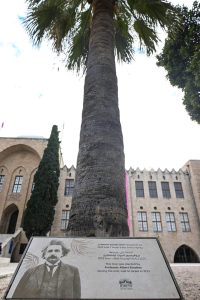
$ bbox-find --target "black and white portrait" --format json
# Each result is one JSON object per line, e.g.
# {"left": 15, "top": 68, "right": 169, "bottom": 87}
{"left": 12, "top": 239, "right": 81, "bottom": 299}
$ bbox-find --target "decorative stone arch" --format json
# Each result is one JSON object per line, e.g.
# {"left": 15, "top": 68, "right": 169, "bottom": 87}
{"left": 0, "top": 144, "right": 42, "bottom": 162}
{"left": 0, "top": 144, "right": 42, "bottom": 197}
{"left": 0, "top": 165, "right": 9, "bottom": 174}
{"left": 30, "top": 167, "right": 38, "bottom": 177}
{"left": 174, "top": 244, "right": 199, "bottom": 263}
{"left": 11, "top": 166, "right": 27, "bottom": 179}
{"left": 0, "top": 203, "right": 19, "bottom": 234}
{"left": 12, "top": 165, "right": 27, "bottom": 175}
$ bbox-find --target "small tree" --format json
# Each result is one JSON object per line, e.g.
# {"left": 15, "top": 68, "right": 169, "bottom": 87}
{"left": 23, "top": 125, "right": 60, "bottom": 240}
{"left": 157, "top": 1, "right": 200, "bottom": 122}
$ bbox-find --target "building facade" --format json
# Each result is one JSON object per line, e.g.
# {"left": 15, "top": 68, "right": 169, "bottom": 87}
{"left": 127, "top": 165, "right": 200, "bottom": 263}
{"left": 0, "top": 137, "right": 199, "bottom": 263}
{"left": 0, "top": 137, "right": 48, "bottom": 260}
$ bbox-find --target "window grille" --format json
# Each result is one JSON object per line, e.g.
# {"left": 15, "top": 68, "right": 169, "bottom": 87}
{"left": 61, "top": 210, "right": 70, "bottom": 230}
{"left": 64, "top": 179, "right": 74, "bottom": 196}
{"left": 12, "top": 176, "right": 23, "bottom": 193}
{"left": 148, "top": 181, "right": 158, "bottom": 198}
{"left": 161, "top": 182, "right": 171, "bottom": 198}
{"left": 174, "top": 182, "right": 184, "bottom": 198}
{"left": 135, "top": 181, "right": 144, "bottom": 197}
{"left": 137, "top": 211, "right": 148, "bottom": 231}
{"left": 0, "top": 175, "right": 5, "bottom": 192}
{"left": 152, "top": 212, "right": 162, "bottom": 232}
{"left": 180, "top": 212, "right": 190, "bottom": 232}
{"left": 165, "top": 212, "right": 176, "bottom": 232}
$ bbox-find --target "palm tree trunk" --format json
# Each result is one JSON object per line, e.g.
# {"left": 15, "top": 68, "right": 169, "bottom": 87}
{"left": 67, "top": 0, "right": 129, "bottom": 237}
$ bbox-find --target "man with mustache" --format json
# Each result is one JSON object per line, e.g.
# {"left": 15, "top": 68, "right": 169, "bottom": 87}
{"left": 12, "top": 240, "right": 81, "bottom": 299}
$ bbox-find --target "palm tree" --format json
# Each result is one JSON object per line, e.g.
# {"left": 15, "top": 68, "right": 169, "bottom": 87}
{"left": 24, "top": 0, "right": 175, "bottom": 237}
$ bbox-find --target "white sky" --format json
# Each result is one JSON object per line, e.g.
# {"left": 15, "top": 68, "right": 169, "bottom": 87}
{"left": 0, "top": 0, "right": 198, "bottom": 171}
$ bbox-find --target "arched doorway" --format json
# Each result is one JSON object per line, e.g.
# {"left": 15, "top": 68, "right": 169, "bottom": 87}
{"left": 174, "top": 245, "right": 199, "bottom": 263}
{"left": 7, "top": 210, "right": 19, "bottom": 234}
{"left": 0, "top": 204, "right": 19, "bottom": 234}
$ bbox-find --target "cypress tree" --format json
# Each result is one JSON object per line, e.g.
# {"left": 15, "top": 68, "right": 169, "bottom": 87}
{"left": 23, "top": 125, "right": 60, "bottom": 240}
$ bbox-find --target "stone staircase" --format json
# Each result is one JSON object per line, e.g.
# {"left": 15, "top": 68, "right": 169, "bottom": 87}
{"left": 0, "top": 228, "right": 22, "bottom": 262}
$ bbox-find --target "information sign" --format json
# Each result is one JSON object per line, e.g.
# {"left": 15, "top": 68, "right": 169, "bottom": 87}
{"left": 4, "top": 237, "right": 182, "bottom": 299}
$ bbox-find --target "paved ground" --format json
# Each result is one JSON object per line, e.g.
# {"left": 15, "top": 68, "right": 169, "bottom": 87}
{"left": 171, "top": 264, "right": 200, "bottom": 300}
{"left": 0, "top": 263, "right": 200, "bottom": 299}
{"left": 0, "top": 263, "right": 18, "bottom": 299}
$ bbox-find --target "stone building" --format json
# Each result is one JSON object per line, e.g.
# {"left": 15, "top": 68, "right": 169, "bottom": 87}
{"left": 0, "top": 137, "right": 199, "bottom": 263}
{"left": 0, "top": 137, "right": 77, "bottom": 261}
{"left": 127, "top": 164, "right": 200, "bottom": 263}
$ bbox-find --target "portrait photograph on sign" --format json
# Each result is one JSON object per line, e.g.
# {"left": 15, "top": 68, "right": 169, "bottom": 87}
{"left": 5, "top": 237, "right": 182, "bottom": 299}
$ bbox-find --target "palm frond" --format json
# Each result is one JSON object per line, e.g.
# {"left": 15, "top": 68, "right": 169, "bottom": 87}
{"left": 24, "top": 0, "right": 176, "bottom": 71}
{"left": 67, "top": 6, "right": 91, "bottom": 73}
{"left": 26, "top": 0, "right": 41, "bottom": 8}
{"left": 125, "top": 0, "right": 175, "bottom": 54}
{"left": 24, "top": 0, "right": 64, "bottom": 46}
{"left": 23, "top": 252, "right": 39, "bottom": 270}
{"left": 71, "top": 239, "right": 95, "bottom": 256}
{"left": 114, "top": 15, "right": 134, "bottom": 63}
{"left": 133, "top": 19, "right": 159, "bottom": 55}
{"left": 127, "top": 0, "right": 174, "bottom": 28}
{"left": 24, "top": 0, "right": 84, "bottom": 51}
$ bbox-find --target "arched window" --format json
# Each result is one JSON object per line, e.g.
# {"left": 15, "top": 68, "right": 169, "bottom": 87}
{"left": 0, "top": 174, "right": 5, "bottom": 192}
{"left": 0, "top": 166, "right": 7, "bottom": 192}
{"left": 174, "top": 245, "right": 199, "bottom": 263}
